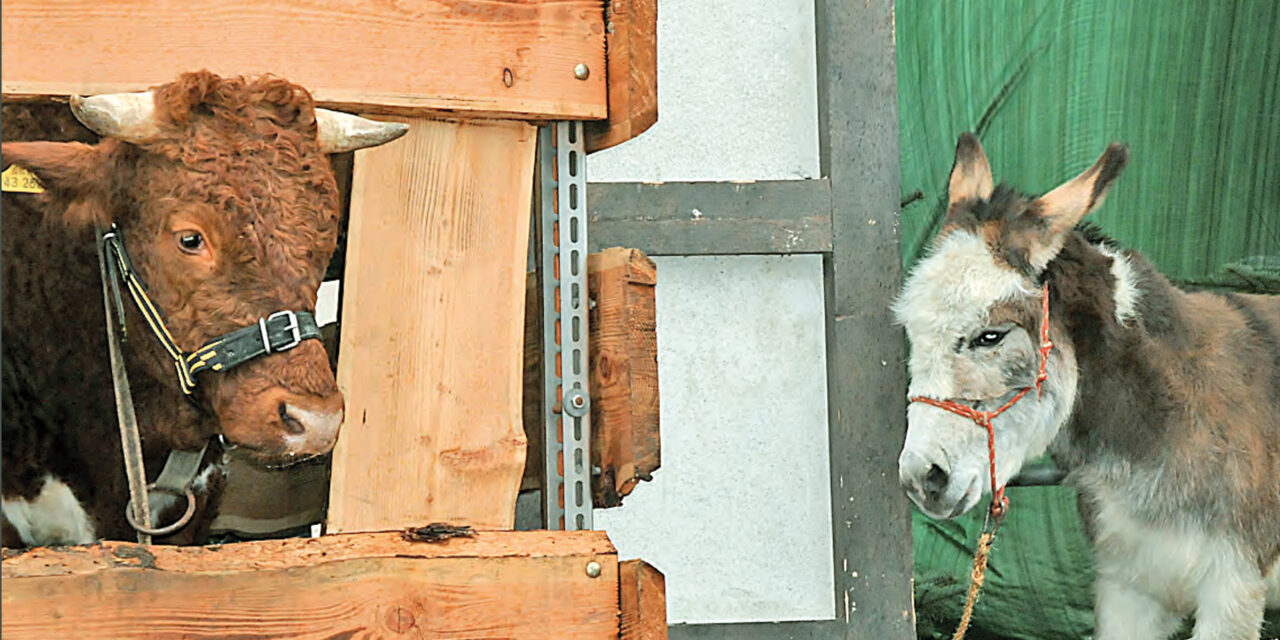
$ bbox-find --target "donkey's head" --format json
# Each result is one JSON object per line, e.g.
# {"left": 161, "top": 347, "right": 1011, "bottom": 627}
{"left": 894, "top": 133, "right": 1128, "bottom": 519}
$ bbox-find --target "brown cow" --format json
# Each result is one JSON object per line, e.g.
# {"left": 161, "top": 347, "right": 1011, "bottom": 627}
{"left": 1, "top": 71, "right": 405, "bottom": 546}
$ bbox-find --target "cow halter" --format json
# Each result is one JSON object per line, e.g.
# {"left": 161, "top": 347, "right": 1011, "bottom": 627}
{"left": 908, "top": 281, "right": 1054, "bottom": 522}
{"left": 100, "top": 224, "right": 323, "bottom": 394}
{"left": 97, "top": 224, "right": 322, "bottom": 542}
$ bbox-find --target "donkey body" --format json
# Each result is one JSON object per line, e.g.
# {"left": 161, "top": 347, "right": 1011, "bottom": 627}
{"left": 896, "top": 134, "right": 1280, "bottom": 639}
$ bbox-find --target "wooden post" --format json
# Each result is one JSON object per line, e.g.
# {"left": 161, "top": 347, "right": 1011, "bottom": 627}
{"left": 327, "top": 117, "right": 533, "bottom": 532}
{"left": 1, "top": 532, "right": 619, "bottom": 639}
{"left": 619, "top": 560, "right": 668, "bottom": 640}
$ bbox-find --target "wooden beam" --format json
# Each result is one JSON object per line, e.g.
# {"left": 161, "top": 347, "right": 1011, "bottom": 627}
{"left": 588, "top": 180, "right": 834, "bottom": 255}
{"left": 620, "top": 560, "right": 668, "bottom": 640}
{"left": 521, "top": 250, "right": 660, "bottom": 505}
{"left": 585, "top": 0, "right": 658, "bottom": 152}
{"left": 1, "top": 0, "right": 607, "bottom": 120}
{"left": 587, "top": 248, "right": 659, "bottom": 507}
{"left": 328, "top": 116, "right": 532, "bottom": 533}
{"left": 2, "top": 531, "right": 619, "bottom": 639}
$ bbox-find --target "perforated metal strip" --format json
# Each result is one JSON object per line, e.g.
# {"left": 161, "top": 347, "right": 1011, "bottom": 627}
{"left": 538, "top": 122, "right": 593, "bottom": 530}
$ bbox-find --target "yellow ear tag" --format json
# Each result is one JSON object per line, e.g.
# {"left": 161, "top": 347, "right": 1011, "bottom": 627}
{"left": 2, "top": 165, "right": 44, "bottom": 193}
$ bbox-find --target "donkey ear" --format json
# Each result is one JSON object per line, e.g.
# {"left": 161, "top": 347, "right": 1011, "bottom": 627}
{"left": 1035, "top": 143, "right": 1129, "bottom": 237}
{"left": 2, "top": 141, "right": 115, "bottom": 228}
{"left": 948, "top": 132, "right": 994, "bottom": 207}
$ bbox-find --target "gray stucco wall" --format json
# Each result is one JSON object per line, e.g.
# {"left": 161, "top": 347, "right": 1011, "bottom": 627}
{"left": 587, "top": 0, "right": 831, "bottom": 624}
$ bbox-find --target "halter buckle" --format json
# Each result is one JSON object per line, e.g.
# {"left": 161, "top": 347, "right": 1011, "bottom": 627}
{"left": 265, "top": 310, "right": 302, "bottom": 353}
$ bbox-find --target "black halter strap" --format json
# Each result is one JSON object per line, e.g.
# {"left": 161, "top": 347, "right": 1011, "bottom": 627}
{"left": 100, "top": 224, "right": 322, "bottom": 394}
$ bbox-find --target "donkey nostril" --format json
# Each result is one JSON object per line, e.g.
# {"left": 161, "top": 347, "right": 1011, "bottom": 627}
{"left": 278, "top": 402, "right": 305, "bottom": 435}
{"left": 923, "top": 463, "right": 949, "bottom": 496}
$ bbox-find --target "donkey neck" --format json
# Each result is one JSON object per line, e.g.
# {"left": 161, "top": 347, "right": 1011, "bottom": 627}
{"left": 1043, "top": 229, "right": 1187, "bottom": 469}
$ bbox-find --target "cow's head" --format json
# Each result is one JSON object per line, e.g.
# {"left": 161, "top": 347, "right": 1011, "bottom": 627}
{"left": 1, "top": 72, "right": 406, "bottom": 462}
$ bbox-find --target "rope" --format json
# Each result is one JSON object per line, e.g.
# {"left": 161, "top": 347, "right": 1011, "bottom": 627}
{"left": 951, "top": 530, "right": 996, "bottom": 640}
{"left": 909, "top": 282, "right": 1054, "bottom": 639}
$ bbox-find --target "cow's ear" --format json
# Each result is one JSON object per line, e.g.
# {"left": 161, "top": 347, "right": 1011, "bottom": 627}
{"left": 2, "top": 141, "right": 115, "bottom": 228}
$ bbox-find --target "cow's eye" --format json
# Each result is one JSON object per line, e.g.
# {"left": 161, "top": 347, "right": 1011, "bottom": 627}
{"left": 971, "top": 330, "right": 1007, "bottom": 348}
{"left": 176, "top": 231, "right": 205, "bottom": 254}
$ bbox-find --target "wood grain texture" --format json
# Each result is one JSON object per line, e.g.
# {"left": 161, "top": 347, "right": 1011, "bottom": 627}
{"left": 1, "top": 0, "right": 607, "bottom": 120}
{"left": 328, "top": 117, "right": 533, "bottom": 533}
{"left": 587, "top": 248, "right": 658, "bottom": 507}
{"left": 585, "top": 0, "right": 658, "bottom": 151}
{"left": 520, "top": 249, "right": 660, "bottom": 506}
{"left": 619, "top": 560, "right": 667, "bottom": 640}
{"left": 2, "top": 531, "right": 619, "bottom": 639}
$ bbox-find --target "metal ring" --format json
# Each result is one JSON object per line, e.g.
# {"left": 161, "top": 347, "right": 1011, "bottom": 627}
{"left": 124, "top": 485, "right": 197, "bottom": 537}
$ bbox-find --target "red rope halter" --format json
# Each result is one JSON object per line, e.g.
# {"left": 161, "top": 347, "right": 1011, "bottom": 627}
{"left": 909, "top": 282, "right": 1053, "bottom": 522}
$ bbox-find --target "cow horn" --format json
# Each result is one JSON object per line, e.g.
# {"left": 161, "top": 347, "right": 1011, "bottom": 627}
{"left": 69, "top": 91, "right": 161, "bottom": 143}
{"left": 314, "top": 109, "right": 409, "bottom": 153}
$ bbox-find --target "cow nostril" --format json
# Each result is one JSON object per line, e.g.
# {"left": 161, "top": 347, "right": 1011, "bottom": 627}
{"left": 278, "top": 402, "right": 305, "bottom": 436}
{"left": 923, "top": 463, "right": 949, "bottom": 496}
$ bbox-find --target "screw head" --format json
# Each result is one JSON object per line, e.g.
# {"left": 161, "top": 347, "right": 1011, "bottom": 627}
{"left": 586, "top": 561, "right": 602, "bottom": 578}
{"left": 572, "top": 395, "right": 586, "bottom": 408}
{"left": 574, "top": 63, "right": 590, "bottom": 80}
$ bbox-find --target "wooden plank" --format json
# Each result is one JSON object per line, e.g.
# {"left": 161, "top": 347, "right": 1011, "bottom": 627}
{"left": 585, "top": 0, "right": 658, "bottom": 152}
{"left": 619, "top": 560, "right": 667, "bottom": 640}
{"left": 588, "top": 180, "right": 834, "bottom": 255}
{"left": 1, "top": 0, "right": 607, "bottom": 120}
{"left": 328, "top": 116, "right": 533, "bottom": 533}
{"left": 587, "top": 248, "right": 659, "bottom": 507}
{"left": 521, "top": 250, "right": 660, "bottom": 505}
{"left": 2, "top": 531, "right": 619, "bottom": 639}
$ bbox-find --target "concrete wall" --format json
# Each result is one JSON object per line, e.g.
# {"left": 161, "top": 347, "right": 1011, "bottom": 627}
{"left": 589, "top": 0, "right": 819, "bottom": 183}
{"left": 595, "top": 255, "right": 833, "bottom": 624}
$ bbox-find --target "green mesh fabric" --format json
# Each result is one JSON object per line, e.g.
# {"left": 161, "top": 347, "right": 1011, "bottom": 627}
{"left": 896, "top": 1, "right": 1280, "bottom": 637}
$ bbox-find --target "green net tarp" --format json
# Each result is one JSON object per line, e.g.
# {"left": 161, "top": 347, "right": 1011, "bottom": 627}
{"left": 896, "top": 1, "right": 1280, "bottom": 637}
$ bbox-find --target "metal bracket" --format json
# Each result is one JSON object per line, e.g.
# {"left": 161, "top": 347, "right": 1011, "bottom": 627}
{"left": 538, "top": 121, "right": 593, "bottom": 531}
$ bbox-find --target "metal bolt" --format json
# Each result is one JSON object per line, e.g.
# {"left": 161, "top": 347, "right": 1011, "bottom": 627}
{"left": 574, "top": 63, "right": 590, "bottom": 80}
{"left": 571, "top": 395, "right": 586, "bottom": 408}
{"left": 586, "top": 561, "right": 602, "bottom": 578}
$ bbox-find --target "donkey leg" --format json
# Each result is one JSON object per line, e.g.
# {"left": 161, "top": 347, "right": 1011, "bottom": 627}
{"left": 1189, "top": 556, "right": 1265, "bottom": 640}
{"left": 1095, "top": 576, "right": 1182, "bottom": 640}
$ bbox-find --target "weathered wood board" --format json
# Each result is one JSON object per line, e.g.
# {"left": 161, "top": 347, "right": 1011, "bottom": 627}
{"left": 585, "top": 0, "right": 658, "bottom": 151}
{"left": 619, "top": 560, "right": 668, "bottom": 640}
{"left": 328, "top": 117, "right": 533, "bottom": 533}
{"left": 1, "top": 531, "right": 619, "bottom": 639}
{"left": 1, "top": 0, "right": 607, "bottom": 120}
{"left": 521, "top": 249, "right": 660, "bottom": 507}
{"left": 586, "top": 248, "right": 659, "bottom": 506}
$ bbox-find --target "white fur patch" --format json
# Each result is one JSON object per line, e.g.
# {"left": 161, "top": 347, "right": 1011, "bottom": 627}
{"left": 1093, "top": 492, "right": 1269, "bottom": 637}
{"left": 1095, "top": 243, "right": 1141, "bottom": 325}
{"left": 893, "top": 230, "right": 1036, "bottom": 398}
{"left": 2, "top": 474, "right": 96, "bottom": 546}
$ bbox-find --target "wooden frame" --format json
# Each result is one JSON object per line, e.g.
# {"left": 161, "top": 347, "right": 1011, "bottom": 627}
{"left": 2, "top": 532, "right": 630, "bottom": 638}
{"left": 579, "top": 1, "right": 913, "bottom": 637}
{"left": 1, "top": 0, "right": 608, "bottom": 120}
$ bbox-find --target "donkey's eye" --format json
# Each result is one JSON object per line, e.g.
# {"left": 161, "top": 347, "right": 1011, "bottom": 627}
{"left": 972, "top": 330, "right": 1007, "bottom": 348}
{"left": 176, "top": 231, "right": 205, "bottom": 254}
